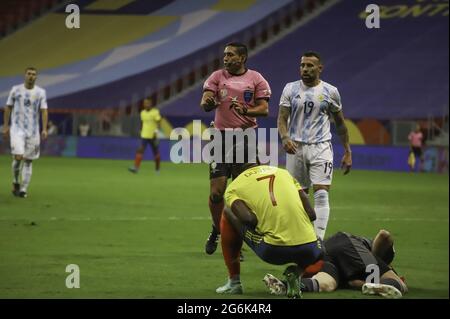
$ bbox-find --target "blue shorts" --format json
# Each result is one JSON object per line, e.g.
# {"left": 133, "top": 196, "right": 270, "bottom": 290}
{"left": 140, "top": 138, "right": 159, "bottom": 155}
{"left": 242, "top": 227, "right": 323, "bottom": 268}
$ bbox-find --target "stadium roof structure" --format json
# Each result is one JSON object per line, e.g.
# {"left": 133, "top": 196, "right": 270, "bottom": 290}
{"left": 162, "top": 0, "right": 449, "bottom": 120}
{"left": 0, "top": 0, "right": 294, "bottom": 109}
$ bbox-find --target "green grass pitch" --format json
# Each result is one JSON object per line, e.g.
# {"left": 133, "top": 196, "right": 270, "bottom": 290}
{"left": 0, "top": 155, "right": 448, "bottom": 299}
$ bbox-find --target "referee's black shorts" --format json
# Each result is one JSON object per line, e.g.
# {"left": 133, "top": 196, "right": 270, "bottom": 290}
{"left": 411, "top": 146, "right": 423, "bottom": 158}
{"left": 208, "top": 129, "right": 258, "bottom": 180}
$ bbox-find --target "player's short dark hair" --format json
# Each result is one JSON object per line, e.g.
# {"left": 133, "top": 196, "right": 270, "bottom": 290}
{"left": 231, "top": 162, "right": 259, "bottom": 180}
{"left": 142, "top": 96, "right": 154, "bottom": 105}
{"left": 302, "top": 51, "right": 322, "bottom": 63}
{"left": 25, "top": 67, "right": 37, "bottom": 73}
{"left": 225, "top": 42, "right": 248, "bottom": 63}
{"left": 379, "top": 244, "right": 395, "bottom": 265}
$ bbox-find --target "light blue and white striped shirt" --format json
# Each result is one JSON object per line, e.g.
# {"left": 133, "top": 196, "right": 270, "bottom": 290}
{"left": 5, "top": 84, "right": 48, "bottom": 137}
{"left": 279, "top": 80, "right": 342, "bottom": 144}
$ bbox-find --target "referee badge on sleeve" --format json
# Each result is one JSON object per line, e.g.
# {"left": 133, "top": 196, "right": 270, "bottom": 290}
{"left": 243, "top": 90, "right": 254, "bottom": 103}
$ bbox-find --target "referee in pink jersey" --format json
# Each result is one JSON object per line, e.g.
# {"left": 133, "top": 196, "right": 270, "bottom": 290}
{"left": 200, "top": 42, "right": 272, "bottom": 257}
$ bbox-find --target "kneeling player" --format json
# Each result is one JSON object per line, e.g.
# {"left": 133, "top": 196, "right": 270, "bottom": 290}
{"left": 216, "top": 162, "right": 323, "bottom": 298}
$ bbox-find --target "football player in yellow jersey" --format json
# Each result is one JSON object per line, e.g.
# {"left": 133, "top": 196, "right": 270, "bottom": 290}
{"left": 216, "top": 162, "right": 323, "bottom": 298}
{"left": 128, "top": 97, "right": 162, "bottom": 173}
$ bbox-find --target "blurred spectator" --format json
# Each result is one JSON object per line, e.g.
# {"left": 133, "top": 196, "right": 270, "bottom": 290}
{"left": 79, "top": 121, "right": 90, "bottom": 137}
{"left": 47, "top": 121, "right": 58, "bottom": 136}
{"left": 100, "top": 109, "right": 114, "bottom": 132}
{"left": 408, "top": 123, "right": 424, "bottom": 172}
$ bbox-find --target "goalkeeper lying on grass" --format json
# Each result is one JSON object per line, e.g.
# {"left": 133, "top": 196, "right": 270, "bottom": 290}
{"left": 263, "top": 229, "right": 408, "bottom": 298}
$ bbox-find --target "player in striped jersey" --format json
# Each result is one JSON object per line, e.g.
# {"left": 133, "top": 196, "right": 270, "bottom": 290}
{"left": 277, "top": 52, "right": 352, "bottom": 240}
{"left": 2, "top": 67, "right": 48, "bottom": 198}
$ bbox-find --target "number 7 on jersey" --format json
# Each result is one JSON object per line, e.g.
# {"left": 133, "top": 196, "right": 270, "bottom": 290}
{"left": 256, "top": 174, "right": 277, "bottom": 206}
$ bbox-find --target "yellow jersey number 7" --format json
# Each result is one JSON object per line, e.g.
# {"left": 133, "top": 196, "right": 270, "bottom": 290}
{"left": 256, "top": 174, "right": 277, "bottom": 206}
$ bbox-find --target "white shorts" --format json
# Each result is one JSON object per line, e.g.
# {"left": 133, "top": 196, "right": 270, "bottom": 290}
{"left": 10, "top": 132, "right": 41, "bottom": 160}
{"left": 286, "top": 141, "right": 334, "bottom": 189}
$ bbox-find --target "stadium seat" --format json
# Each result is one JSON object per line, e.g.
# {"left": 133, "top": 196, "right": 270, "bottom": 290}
{"left": 0, "top": 0, "right": 62, "bottom": 38}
